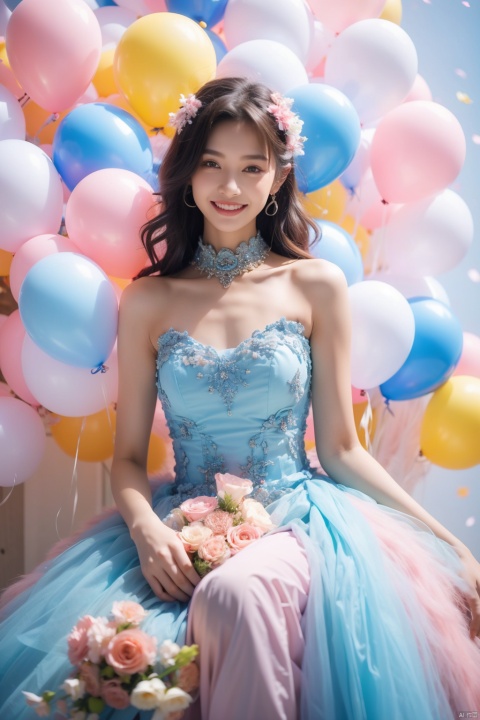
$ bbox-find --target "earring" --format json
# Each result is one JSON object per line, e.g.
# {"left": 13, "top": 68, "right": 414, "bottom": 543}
{"left": 183, "top": 186, "right": 197, "bottom": 208}
{"left": 264, "top": 193, "right": 278, "bottom": 216}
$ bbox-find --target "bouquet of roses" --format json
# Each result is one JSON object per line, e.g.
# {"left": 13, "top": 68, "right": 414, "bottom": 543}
{"left": 163, "top": 472, "right": 276, "bottom": 577}
{"left": 23, "top": 601, "right": 199, "bottom": 720}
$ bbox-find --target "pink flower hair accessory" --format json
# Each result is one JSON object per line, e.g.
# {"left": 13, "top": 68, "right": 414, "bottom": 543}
{"left": 168, "top": 93, "right": 203, "bottom": 134}
{"left": 267, "top": 91, "right": 307, "bottom": 158}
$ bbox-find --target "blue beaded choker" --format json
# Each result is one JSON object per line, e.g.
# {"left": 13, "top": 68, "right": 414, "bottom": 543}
{"left": 190, "top": 232, "right": 271, "bottom": 288}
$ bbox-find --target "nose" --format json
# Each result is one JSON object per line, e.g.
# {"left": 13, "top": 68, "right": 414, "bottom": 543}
{"left": 218, "top": 173, "right": 241, "bottom": 197}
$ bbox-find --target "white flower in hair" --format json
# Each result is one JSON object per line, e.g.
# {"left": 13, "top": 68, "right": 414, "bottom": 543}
{"left": 168, "top": 93, "right": 203, "bottom": 134}
{"left": 267, "top": 91, "right": 307, "bottom": 157}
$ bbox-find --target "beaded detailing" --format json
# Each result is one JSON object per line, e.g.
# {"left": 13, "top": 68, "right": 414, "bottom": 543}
{"left": 190, "top": 232, "right": 270, "bottom": 288}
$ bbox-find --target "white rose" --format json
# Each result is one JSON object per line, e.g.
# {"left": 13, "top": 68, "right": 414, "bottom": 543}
{"left": 62, "top": 678, "right": 86, "bottom": 701}
{"left": 163, "top": 508, "right": 188, "bottom": 531}
{"left": 131, "top": 678, "right": 167, "bottom": 710}
{"left": 240, "top": 499, "right": 274, "bottom": 533}
{"left": 158, "top": 639, "right": 181, "bottom": 667}
{"left": 152, "top": 687, "right": 192, "bottom": 719}
{"left": 86, "top": 617, "right": 116, "bottom": 663}
{"left": 178, "top": 522, "right": 213, "bottom": 552}
{"left": 22, "top": 692, "right": 50, "bottom": 717}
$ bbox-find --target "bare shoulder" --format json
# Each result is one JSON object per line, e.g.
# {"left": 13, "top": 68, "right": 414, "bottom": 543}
{"left": 292, "top": 257, "right": 348, "bottom": 304}
{"left": 118, "top": 276, "right": 170, "bottom": 348}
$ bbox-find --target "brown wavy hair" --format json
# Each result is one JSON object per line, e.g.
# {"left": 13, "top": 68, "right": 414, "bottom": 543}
{"left": 136, "top": 77, "right": 320, "bottom": 278}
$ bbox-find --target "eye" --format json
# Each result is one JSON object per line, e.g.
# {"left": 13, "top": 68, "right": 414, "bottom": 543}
{"left": 244, "top": 166, "right": 262, "bottom": 173}
{"left": 201, "top": 159, "right": 219, "bottom": 168}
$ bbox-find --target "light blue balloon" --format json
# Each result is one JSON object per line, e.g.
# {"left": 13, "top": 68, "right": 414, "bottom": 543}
{"left": 166, "top": 0, "right": 228, "bottom": 26}
{"left": 53, "top": 102, "right": 153, "bottom": 191}
{"left": 289, "top": 84, "right": 361, "bottom": 194}
{"left": 4, "top": 0, "right": 22, "bottom": 10}
{"left": 19, "top": 253, "right": 118, "bottom": 369}
{"left": 206, "top": 29, "right": 228, "bottom": 63}
{"left": 309, "top": 220, "right": 363, "bottom": 286}
{"left": 380, "top": 297, "right": 463, "bottom": 401}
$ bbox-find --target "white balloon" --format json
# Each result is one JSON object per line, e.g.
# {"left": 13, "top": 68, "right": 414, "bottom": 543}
{"left": 309, "top": 0, "right": 384, "bottom": 34}
{"left": 0, "top": 84, "right": 26, "bottom": 141}
{"left": 380, "top": 189, "right": 474, "bottom": 277}
{"left": 113, "top": 0, "right": 151, "bottom": 15}
{"left": 94, "top": 6, "right": 138, "bottom": 49}
{"left": 0, "top": 397, "right": 46, "bottom": 487}
{"left": 0, "top": 1, "right": 11, "bottom": 36}
{"left": 348, "top": 280, "right": 415, "bottom": 389}
{"left": 324, "top": 19, "right": 418, "bottom": 124}
{"left": 340, "top": 127, "right": 375, "bottom": 191}
{"left": 0, "top": 139, "right": 63, "bottom": 253}
{"left": 223, "top": 0, "right": 312, "bottom": 63}
{"left": 306, "top": 19, "right": 335, "bottom": 75}
{"left": 216, "top": 39, "right": 309, "bottom": 95}
{"left": 22, "top": 336, "right": 119, "bottom": 417}
{"left": 368, "top": 272, "right": 450, "bottom": 306}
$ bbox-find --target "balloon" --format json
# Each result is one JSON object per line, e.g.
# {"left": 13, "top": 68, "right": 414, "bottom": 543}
{"left": 352, "top": 386, "right": 368, "bottom": 404}
{"left": 216, "top": 39, "right": 308, "bottom": 96}
{"left": 147, "top": 433, "right": 169, "bottom": 475}
{"left": 0, "top": 381, "right": 12, "bottom": 398}
{"left": 0, "top": 397, "right": 46, "bottom": 486}
{"left": 0, "top": 310, "right": 39, "bottom": 406}
{"left": 420, "top": 376, "right": 480, "bottom": 470}
{"left": 51, "top": 408, "right": 116, "bottom": 462}
{"left": 5, "top": 0, "right": 102, "bottom": 112}
{"left": 114, "top": 13, "right": 216, "bottom": 128}
{"left": 22, "top": 336, "right": 119, "bottom": 416}
{"left": 0, "top": 84, "right": 26, "bottom": 141}
{"left": 381, "top": 189, "right": 473, "bottom": 277}
{"left": 339, "top": 216, "right": 370, "bottom": 262}
{"left": 454, "top": 333, "right": 480, "bottom": 379}
{"left": 206, "top": 30, "right": 228, "bottom": 63}
{"left": 301, "top": 180, "right": 347, "bottom": 222}
{"left": 0, "top": 140, "right": 63, "bottom": 253}
{"left": 53, "top": 102, "right": 153, "bottom": 191}
{"left": 19, "top": 253, "right": 118, "bottom": 369}
{"left": 404, "top": 74, "right": 432, "bottom": 102}
{"left": 0, "top": 3, "right": 12, "bottom": 35}
{"left": 309, "top": 0, "right": 385, "bottom": 33}
{"left": 222, "top": 0, "right": 311, "bottom": 63}
{"left": 344, "top": 168, "right": 401, "bottom": 231}
{"left": 370, "top": 101, "right": 466, "bottom": 204}
{"left": 92, "top": 49, "right": 117, "bottom": 98}
{"left": 380, "top": 0, "right": 403, "bottom": 24}
{"left": 353, "top": 399, "right": 377, "bottom": 450}
{"left": 65, "top": 169, "right": 153, "bottom": 278}
{"left": 288, "top": 84, "right": 361, "bottom": 193}
{"left": 9, "top": 234, "right": 80, "bottom": 303}
{"left": 167, "top": 0, "right": 228, "bottom": 27}
{"left": 114, "top": 0, "right": 152, "bottom": 13}
{"left": 0, "top": 249, "right": 13, "bottom": 276}
{"left": 94, "top": 6, "right": 138, "bottom": 49}
{"left": 340, "top": 127, "right": 375, "bottom": 192}
{"left": 309, "top": 220, "right": 363, "bottom": 286}
{"left": 305, "top": 20, "right": 334, "bottom": 77}
{"left": 368, "top": 272, "right": 450, "bottom": 306}
{"left": 380, "top": 298, "right": 463, "bottom": 401}
{"left": 348, "top": 281, "right": 415, "bottom": 389}
{"left": 324, "top": 20, "right": 417, "bottom": 125}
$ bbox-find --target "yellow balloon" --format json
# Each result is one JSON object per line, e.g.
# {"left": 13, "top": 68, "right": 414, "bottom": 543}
{"left": 302, "top": 180, "right": 347, "bottom": 223}
{"left": 353, "top": 401, "right": 377, "bottom": 451}
{"left": 52, "top": 408, "right": 116, "bottom": 463}
{"left": 93, "top": 48, "right": 117, "bottom": 99}
{"left": 147, "top": 433, "right": 168, "bottom": 475}
{"left": 380, "top": 0, "right": 403, "bottom": 24}
{"left": 340, "top": 215, "right": 370, "bottom": 261}
{"left": 114, "top": 13, "right": 216, "bottom": 128}
{"left": 0, "top": 250, "right": 13, "bottom": 276}
{"left": 420, "top": 376, "right": 480, "bottom": 469}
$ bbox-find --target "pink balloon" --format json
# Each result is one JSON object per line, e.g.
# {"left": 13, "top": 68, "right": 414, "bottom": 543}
{"left": 22, "top": 336, "right": 119, "bottom": 417}
{"left": 6, "top": 0, "right": 102, "bottom": 112}
{"left": 304, "top": 408, "right": 315, "bottom": 442}
{"left": 309, "top": 0, "right": 384, "bottom": 33}
{"left": 0, "top": 397, "right": 46, "bottom": 486}
{"left": 10, "top": 234, "right": 80, "bottom": 302}
{"left": 0, "top": 310, "right": 39, "bottom": 406}
{"left": 352, "top": 386, "right": 368, "bottom": 404}
{"left": 65, "top": 169, "right": 153, "bottom": 278}
{"left": 0, "top": 381, "right": 13, "bottom": 398}
{"left": 403, "top": 74, "right": 432, "bottom": 103}
{"left": 454, "top": 333, "right": 480, "bottom": 379}
{"left": 370, "top": 101, "right": 466, "bottom": 204}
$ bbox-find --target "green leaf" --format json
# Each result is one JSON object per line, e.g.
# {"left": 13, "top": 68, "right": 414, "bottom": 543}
{"left": 193, "top": 556, "right": 212, "bottom": 577}
{"left": 101, "top": 665, "right": 115, "bottom": 678}
{"left": 42, "top": 691, "right": 56, "bottom": 703}
{"left": 175, "top": 645, "right": 199, "bottom": 668}
{"left": 218, "top": 493, "right": 239, "bottom": 513}
{"left": 88, "top": 696, "right": 105, "bottom": 713}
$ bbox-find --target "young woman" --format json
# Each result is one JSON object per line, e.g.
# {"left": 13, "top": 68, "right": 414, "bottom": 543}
{"left": 1, "top": 77, "right": 479, "bottom": 720}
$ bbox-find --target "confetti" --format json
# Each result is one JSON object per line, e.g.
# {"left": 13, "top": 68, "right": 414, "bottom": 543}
{"left": 462, "top": 1, "right": 470, "bottom": 6}
{"left": 455, "top": 68, "right": 467, "bottom": 78}
{"left": 467, "top": 268, "right": 480, "bottom": 282}
{"left": 472, "top": 134, "right": 480, "bottom": 144}
{"left": 457, "top": 486, "right": 470, "bottom": 498}
{"left": 465, "top": 516, "right": 476, "bottom": 528}
{"left": 456, "top": 91, "right": 473, "bottom": 104}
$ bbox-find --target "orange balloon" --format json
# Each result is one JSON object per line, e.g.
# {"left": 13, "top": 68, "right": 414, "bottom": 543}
{"left": 353, "top": 401, "right": 377, "bottom": 450}
{"left": 0, "top": 250, "right": 13, "bottom": 276}
{"left": 51, "top": 408, "right": 116, "bottom": 463}
{"left": 93, "top": 49, "right": 117, "bottom": 99}
{"left": 302, "top": 180, "right": 347, "bottom": 223}
{"left": 147, "top": 433, "right": 168, "bottom": 475}
{"left": 340, "top": 215, "right": 370, "bottom": 261}
{"left": 23, "top": 100, "right": 68, "bottom": 145}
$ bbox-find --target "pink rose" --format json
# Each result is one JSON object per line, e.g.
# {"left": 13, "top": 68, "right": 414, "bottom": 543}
{"left": 101, "top": 678, "right": 130, "bottom": 710}
{"left": 178, "top": 522, "right": 213, "bottom": 553}
{"left": 179, "top": 496, "right": 218, "bottom": 522}
{"left": 67, "top": 615, "right": 95, "bottom": 665}
{"left": 111, "top": 600, "right": 147, "bottom": 626}
{"left": 215, "top": 473, "right": 253, "bottom": 503}
{"left": 227, "top": 523, "right": 263, "bottom": 555}
{"left": 79, "top": 662, "right": 101, "bottom": 697}
{"left": 203, "top": 509, "right": 234, "bottom": 535}
{"left": 177, "top": 662, "right": 200, "bottom": 694}
{"left": 105, "top": 629, "right": 157, "bottom": 675}
{"left": 86, "top": 617, "right": 117, "bottom": 663}
{"left": 240, "top": 499, "right": 275, "bottom": 533}
{"left": 198, "top": 535, "right": 231, "bottom": 565}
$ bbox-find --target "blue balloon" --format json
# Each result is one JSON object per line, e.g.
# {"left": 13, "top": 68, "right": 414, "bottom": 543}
{"left": 309, "top": 220, "right": 363, "bottom": 286}
{"left": 380, "top": 297, "right": 463, "bottom": 401}
{"left": 206, "top": 29, "right": 228, "bottom": 63}
{"left": 19, "top": 253, "right": 118, "bottom": 370}
{"left": 166, "top": 0, "right": 228, "bottom": 27}
{"left": 4, "top": 0, "right": 22, "bottom": 9}
{"left": 289, "top": 84, "right": 361, "bottom": 194}
{"left": 53, "top": 103, "right": 153, "bottom": 191}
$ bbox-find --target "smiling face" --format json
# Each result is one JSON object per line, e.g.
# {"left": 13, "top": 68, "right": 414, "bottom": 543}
{"left": 190, "top": 119, "right": 283, "bottom": 249}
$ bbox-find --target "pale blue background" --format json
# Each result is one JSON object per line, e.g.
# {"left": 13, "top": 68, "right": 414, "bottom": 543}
{"left": 402, "top": 0, "right": 480, "bottom": 554}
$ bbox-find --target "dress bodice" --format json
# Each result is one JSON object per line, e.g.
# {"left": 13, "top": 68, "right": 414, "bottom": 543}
{"left": 156, "top": 316, "right": 315, "bottom": 503}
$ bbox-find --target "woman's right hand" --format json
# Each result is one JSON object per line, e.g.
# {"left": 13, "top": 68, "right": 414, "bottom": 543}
{"left": 131, "top": 513, "right": 201, "bottom": 603}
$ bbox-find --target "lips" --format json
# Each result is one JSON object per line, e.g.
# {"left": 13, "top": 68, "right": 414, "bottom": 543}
{"left": 211, "top": 201, "right": 247, "bottom": 216}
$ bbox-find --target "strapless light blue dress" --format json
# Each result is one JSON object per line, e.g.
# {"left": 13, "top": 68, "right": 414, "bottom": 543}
{"left": 1, "top": 316, "right": 479, "bottom": 720}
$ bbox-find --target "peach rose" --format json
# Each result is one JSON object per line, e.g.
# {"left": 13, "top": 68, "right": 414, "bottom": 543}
{"left": 203, "top": 509, "right": 234, "bottom": 535}
{"left": 240, "top": 499, "right": 275, "bottom": 533}
{"left": 79, "top": 662, "right": 101, "bottom": 697}
{"left": 177, "top": 662, "right": 200, "bottom": 694}
{"left": 67, "top": 614, "right": 95, "bottom": 665}
{"left": 215, "top": 472, "right": 253, "bottom": 503}
{"left": 111, "top": 600, "right": 147, "bottom": 626}
{"left": 178, "top": 522, "right": 213, "bottom": 553}
{"left": 179, "top": 496, "right": 218, "bottom": 522}
{"left": 163, "top": 507, "right": 188, "bottom": 531}
{"left": 198, "top": 535, "right": 231, "bottom": 565}
{"left": 105, "top": 629, "right": 157, "bottom": 675}
{"left": 227, "top": 523, "right": 263, "bottom": 554}
{"left": 101, "top": 678, "right": 130, "bottom": 710}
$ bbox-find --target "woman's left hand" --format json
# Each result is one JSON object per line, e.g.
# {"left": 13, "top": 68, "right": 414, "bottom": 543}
{"left": 458, "top": 549, "right": 480, "bottom": 640}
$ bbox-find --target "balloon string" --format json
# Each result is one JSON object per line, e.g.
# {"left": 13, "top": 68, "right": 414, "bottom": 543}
{"left": 55, "top": 416, "right": 85, "bottom": 540}
{"left": 19, "top": 93, "right": 30, "bottom": 108}
{"left": 369, "top": 200, "right": 389, "bottom": 276}
{"left": 91, "top": 363, "right": 108, "bottom": 375}
{"left": 359, "top": 391, "right": 373, "bottom": 454}
{"left": 33, "top": 112, "right": 59, "bottom": 144}
{"left": 0, "top": 476, "right": 16, "bottom": 507}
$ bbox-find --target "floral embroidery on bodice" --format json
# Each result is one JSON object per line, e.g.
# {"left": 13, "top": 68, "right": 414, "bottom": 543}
{"left": 156, "top": 317, "right": 314, "bottom": 504}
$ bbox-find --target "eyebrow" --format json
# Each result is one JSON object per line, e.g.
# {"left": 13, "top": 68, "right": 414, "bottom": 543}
{"left": 203, "top": 148, "right": 269, "bottom": 161}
